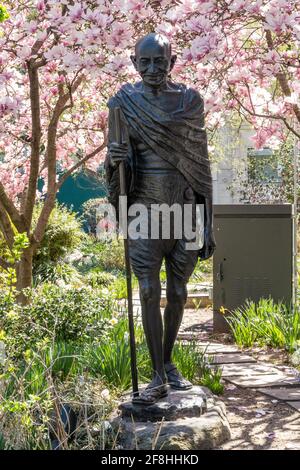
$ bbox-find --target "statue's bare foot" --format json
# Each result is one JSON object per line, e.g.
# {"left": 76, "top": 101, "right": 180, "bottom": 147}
{"left": 165, "top": 362, "right": 193, "bottom": 390}
{"left": 132, "top": 376, "right": 168, "bottom": 406}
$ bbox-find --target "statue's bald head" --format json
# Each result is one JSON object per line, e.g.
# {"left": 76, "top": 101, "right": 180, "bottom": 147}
{"left": 135, "top": 33, "right": 172, "bottom": 58}
{"left": 131, "top": 33, "right": 177, "bottom": 89}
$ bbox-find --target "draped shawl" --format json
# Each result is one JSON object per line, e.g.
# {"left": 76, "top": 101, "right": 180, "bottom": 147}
{"left": 105, "top": 81, "right": 212, "bottom": 209}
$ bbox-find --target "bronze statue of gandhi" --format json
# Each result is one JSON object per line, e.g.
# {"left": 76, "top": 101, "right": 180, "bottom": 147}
{"left": 105, "top": 33, "right": 215, "bottom": 405}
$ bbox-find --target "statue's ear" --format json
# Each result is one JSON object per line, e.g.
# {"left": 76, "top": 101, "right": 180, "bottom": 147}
{"left": 170, "top": 54, "right": 177, "bottom": 71}
{"left": 130, "top": 55, "right": 138, "bottom": 70}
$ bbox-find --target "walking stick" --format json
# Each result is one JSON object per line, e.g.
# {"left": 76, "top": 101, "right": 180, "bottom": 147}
{"left": 114, "top": 107, "right": 139, "bottom": 398}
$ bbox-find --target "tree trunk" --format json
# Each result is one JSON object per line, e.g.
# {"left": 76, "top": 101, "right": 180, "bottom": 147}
{"left": 16, "top": 245, "right": 33, "bottom": 305}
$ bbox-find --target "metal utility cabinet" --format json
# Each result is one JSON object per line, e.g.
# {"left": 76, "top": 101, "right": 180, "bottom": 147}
{"left": 213, "top": 204, "right": 294, "bottom": 333}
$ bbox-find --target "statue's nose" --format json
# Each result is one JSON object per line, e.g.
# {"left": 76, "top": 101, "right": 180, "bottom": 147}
{"left": 148, "top": 61, "right": 156, "bottom": 73}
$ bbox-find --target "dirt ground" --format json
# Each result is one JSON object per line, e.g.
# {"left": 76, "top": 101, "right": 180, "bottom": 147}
{"left": 179, "top": 307, "right": 300, "bottom": 450}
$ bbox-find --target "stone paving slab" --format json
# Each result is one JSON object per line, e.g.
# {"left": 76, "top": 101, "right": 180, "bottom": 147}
{"left": 220, "top": 362, "right": 300, "bottom": 388}
{"left": 210, "top": 354, "right": 256, "bottom": 365}
{"left": 220, "top": 363, "right": 279, "bottom": 377}
{"left": 225, "top": 375, "right": 300, "bottom": 388}
{"left": 198, "top": 343, "right": 240, "bottom": 354}
{"left": 287, "top": 402, "right": 300, "bottom": 412}
{"left": 256, "top": 388, "right": 300, "bottom": 401}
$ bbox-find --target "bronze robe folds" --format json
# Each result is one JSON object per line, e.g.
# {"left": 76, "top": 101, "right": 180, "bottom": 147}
{"left": 105, "top": 81, "right": 212, "bottom": 213}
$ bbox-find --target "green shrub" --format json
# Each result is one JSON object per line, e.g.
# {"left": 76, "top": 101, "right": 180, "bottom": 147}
{"left": 81, "top": 197, "right": 108, "bottom": 235}
{"left": 86, "top": 316, "right": 150, "bottom": 391}
{"left": 75, "top": 237, "right": 125, "bottom": 274}
{"left": 200, "top": 367, "right": 224, "bottom": 395}
{"left": 108, "top": 276, "right": 128, "bottom": 299}
{"left": 3, "top": 340, "right": 84, "bottom": 400}
{"left": 0, "top": 5, "right": 9, "bottom": 22}
{"left": 226, "top": 298, "right": 300, "bottom": 351}
{"left": 172, "top": 341, "right": 204, "bottom": 382}
{"left": 86, "top": 270, "right": 116, "bottom": 289}
{"left": 190, "top": 258, "right": 213, "bottom": 282}
{"left": 33, "top": 261, "right": 83, "bottom": 287}
{"left": 32, "top": 202, "right": 85, "bottom": 281}
{"left": 85, "top": 318, "right": 224, "bottom": 395}
{"left": 0, "top": 232, "right": 30, "bottom": 297}
{"left": 173, "top": 341, "right": 224, "bottom": 394}
{"left": 0, "top": 284, "right": 114, "bottom": 358}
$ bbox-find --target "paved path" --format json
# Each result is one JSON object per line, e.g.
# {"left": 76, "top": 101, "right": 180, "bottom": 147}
{"left": 178, "top": 307, "right": 300, "bottom": 449}
{"left": 198, "top": 341, "right": 300, "bottom": 410}
{"left": 131, "top": 295, "right": 300, "bottom": 413}
{"left": 179, "top": 309, "right": 300, "bottom": 414}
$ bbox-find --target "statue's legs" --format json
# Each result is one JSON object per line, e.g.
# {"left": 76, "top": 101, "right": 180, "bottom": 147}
{"left": 128, "top": 231, "right": 168, "bottom": 393}
{"left": 128, "top": 184, "right": 200, "bottom": 400}
{"left": 162, "top": 238, "right": 199, "bottom": 388}
{"left": 129, "top": 235, "right": 199, "bottom": 395}
{"left": 138, "top": 274, "right": 167, "bottom": 387}
{"left": 163, "top": 265, "right": 188, "bottom": 365}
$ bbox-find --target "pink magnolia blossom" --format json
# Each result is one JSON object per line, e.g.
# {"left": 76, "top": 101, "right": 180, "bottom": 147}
{"left": 105, "top": 56, "right": 133, "bottom": 75}
{"left": 185, "top": 16, "right": 212, "bottom": 33}
{"left": 44, "top": 45, "right": 67, "bottom": 61}
{"left": 189, "top": 31, "right": 219, "bottom": 60}
{"left": 0, "top": 0, "right": 299, "bottom": 206}
{"left": 68, "top": 3, "right": 84, "bottom": 22}
{"left": 36, "top": 1, "right": 46, "bottom": 12}
{"left": 156, "top": 22, "right": 177, "bottom": 39}
{"left": 251, "top": 128, "right": 269, "bottom": 149}
{"left": 228, "top": 0, "right": 248, "bottom": 12}
{"left": 106, "top": 21, "right": 132, "bottom": 49}
{"left": 17, "top": 45, "right": 32, "bottom": 60}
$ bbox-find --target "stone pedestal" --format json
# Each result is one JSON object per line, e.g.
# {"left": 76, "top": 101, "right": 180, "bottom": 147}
{"left": 111, "top": 386, "right": 231, "bottom": 450}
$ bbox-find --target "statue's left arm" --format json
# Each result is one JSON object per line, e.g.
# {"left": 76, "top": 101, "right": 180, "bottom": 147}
{"left": 192, "top": 91, "right": 216, "bottom": 260}
{"left": 199, "top": 195, "right": 216, "bottom": 260}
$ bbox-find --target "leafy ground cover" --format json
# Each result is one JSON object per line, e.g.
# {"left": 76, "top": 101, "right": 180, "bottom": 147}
{"left": 0, "top": 205, "right": 222, "bottom": 449}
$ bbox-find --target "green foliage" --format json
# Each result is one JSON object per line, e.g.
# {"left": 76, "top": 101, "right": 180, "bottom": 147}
{"left": 226, "top": 298, "right": 300, "bottom": 352}
{"left": 0, "top": 281, "right": 118, "bottom": 449}
{"left": 86, "top": 270, "right": 116, "bottom": 289}
{"left": 0, "top": 232, "right": 29, "bottom": 299}
{"left": 0, "top": 5, "right": 9, "bottom": 22}
{"left": 108, "top": 275, "right": 128, "bottom": 299}
{"left": 200, "top": 367, "right": 224, "bottom": 395}
{"left": 230, "top": 136, "right": 299, "bottom": 204}
{"left": 172, "top": 341, "right": 204, "bottom": 382}
{"left": 86, "top": 316, "right": 150, "bottom": 391}
{"left": 190, "top": 257, "right": 213, "bottom": 282}
{"left": 33, "top": 261, "right": 83, "bottom": 287}
{"left": 0, "top": 432, "right": 6, "bottom": 450}
{"left": 5, "top": 232, "right": 30, "bottom": 265}
{"left": 0, "top": 283, "right": 112, "bottom": 357}
{"left": 75, "top": 236, "right": 125, "bottom": 274}
{"left": 81, "top": 197, "right": 108, "bottom": 235}
{"left": 86, "top": 318, "right": 224, "bottom": 395}
{"left": 4, "top": 341, "right": 83, "bottom": 401}
{"left": 32, "top": 202, "right": 84, "bottom": 279}
{"left": 173, "top": 342, "right": 224, "bottom": 394}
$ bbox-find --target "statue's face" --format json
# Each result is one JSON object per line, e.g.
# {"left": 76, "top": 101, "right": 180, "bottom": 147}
{"left": 131, "top": 37, "right": 176, "bottom": 88}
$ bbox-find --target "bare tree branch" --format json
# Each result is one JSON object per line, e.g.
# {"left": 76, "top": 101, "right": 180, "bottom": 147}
{"left": 57, "top": 140, "right": 107, "bottom": 189}
{"left": 23, "top": 61, "right": 42, "bottom": 228}
{"left": 32, "top": 74, "right": 85, "bottom": 249}
{"left": 0, "top": 181, "right": 25, "bottom": 231}
{"left": 228, "top": 85, "right": 300, "bottom": 139}
{"left": 265, "top": 29, "right": 300, "bottom": 125}
{"left": 0, "top": 200, "right": 15, "bottom": 249}
{"left": 0, "top": 257, "right": 10, "bottom": 270}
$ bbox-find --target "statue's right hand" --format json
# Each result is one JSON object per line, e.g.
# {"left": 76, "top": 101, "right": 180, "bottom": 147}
{"left": 108, "top": 142, "right": 128, "bottom": 168}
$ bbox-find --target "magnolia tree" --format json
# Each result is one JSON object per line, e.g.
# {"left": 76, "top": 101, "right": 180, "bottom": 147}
{"left": 0, "top": 0, "right": 299, "bottom": 298}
